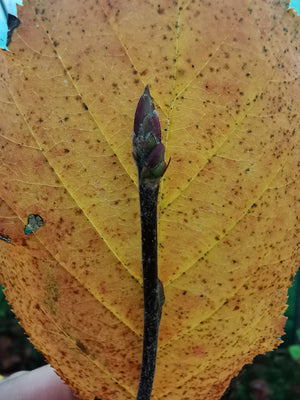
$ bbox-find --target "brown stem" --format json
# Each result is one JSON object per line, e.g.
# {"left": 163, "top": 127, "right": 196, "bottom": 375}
{"left": 132, "top": 85, "right": 166, "bottom": 400}
{"left": 136, "top": 180, "right": 164, "bottom": 400}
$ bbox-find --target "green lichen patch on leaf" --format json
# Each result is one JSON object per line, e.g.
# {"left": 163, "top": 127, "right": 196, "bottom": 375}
{"left": 24, "top": 214, "right": 44, "bottom": 234}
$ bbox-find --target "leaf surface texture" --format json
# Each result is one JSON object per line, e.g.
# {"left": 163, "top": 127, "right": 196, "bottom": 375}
{"left": 0, "top": 1, "right": 299, "bottom": 399}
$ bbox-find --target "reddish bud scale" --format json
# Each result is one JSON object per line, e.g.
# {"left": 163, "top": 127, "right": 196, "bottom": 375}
{"left": 132, "top": 85, "right": 167, "bottom": 184}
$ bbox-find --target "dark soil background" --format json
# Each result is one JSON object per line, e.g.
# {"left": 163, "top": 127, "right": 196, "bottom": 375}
{"left": 1, "top": 268, "right": 300, "bottom": 399}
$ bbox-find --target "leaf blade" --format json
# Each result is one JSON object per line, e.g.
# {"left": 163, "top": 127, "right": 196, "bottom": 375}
{"left": 0, "top": 0, "right": 299, "bottom": 399}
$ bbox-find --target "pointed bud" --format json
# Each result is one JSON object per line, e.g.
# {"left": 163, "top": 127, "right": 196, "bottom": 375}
{"left": 133, "top": 85, "right": 161, "bottom": 142}
{"left": 132, "top": 86, "right": 162, "bottom": 171}
{"left": 132, "top": 85, "right": 168, "bottom": 185}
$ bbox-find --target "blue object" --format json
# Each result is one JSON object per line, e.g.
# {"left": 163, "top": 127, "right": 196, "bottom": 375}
{"left": 0, "top": 0, "right": 22, "bottom": 50}
{"left": 24, "top": 226, "right": 33, "bottom": 235}
{"left": 289, "top": 0, "right": 300, "bottom": 13}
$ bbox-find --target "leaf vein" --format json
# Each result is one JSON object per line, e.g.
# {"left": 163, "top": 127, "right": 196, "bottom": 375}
{"left": 163, "top": 74, "right": 276, "bottom": 211}
{"left": 165, "top": 150, "right": 293, "bottom": 288}
{"left": 1, "top": 85, "right": 142, "bottom": 338}
{"left": 34, "top": 9, "right": 138, "bottom": 190}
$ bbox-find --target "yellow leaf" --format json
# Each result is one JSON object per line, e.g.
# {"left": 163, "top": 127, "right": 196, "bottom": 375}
{"left": 0, "top": 0, "right": 299, "bottom": 399}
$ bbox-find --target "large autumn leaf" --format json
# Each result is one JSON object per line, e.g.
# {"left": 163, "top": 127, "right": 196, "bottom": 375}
{"left": 0, "top": 0, "right": 299, "bottom": 399}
